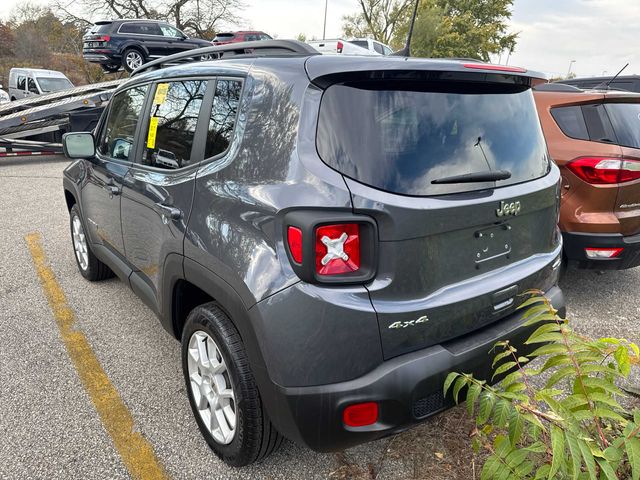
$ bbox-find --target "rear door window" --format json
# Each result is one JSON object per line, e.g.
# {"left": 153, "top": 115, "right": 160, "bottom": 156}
{"left": 604, "top": 103, "right": 640, "bottom": 149}
{"left": 17, "top": 76, "right": 25, "bottom": 90}
{"left": 141, "top": 80, "right": 208, "bottom": 169}
{"left": 317, "top": 81, "right": 549, "bottom": 196}
{"left": 98, "top": 85, "right": 149, "bottom": 161}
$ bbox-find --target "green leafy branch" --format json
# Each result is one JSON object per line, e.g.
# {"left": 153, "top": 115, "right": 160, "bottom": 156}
{"left": 444, "top": 293, "right": 640, "bottom": 480}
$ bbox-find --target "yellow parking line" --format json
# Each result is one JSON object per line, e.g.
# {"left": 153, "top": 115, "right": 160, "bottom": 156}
{"left": 25, "top": 232, "right": 169, "bottom": 480}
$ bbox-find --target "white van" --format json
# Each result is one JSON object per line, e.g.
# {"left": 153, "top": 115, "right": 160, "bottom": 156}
{"left": 8, "top": 68, "right": 74, "bottom": 101}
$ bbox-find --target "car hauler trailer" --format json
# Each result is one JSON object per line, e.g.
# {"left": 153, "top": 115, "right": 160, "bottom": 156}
{"left": 0, "top": 79, "right": 125, "bottom": 156}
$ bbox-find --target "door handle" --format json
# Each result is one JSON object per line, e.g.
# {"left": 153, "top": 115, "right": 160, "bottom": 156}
{"left": 154, "top": 203, "right": 182, "bottom": 220}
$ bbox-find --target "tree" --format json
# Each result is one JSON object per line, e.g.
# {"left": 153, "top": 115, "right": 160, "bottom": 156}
{"left": 345, "top": 0, "right": 518, "bottom": 61}
{"left": 342, "top": 0, "right": 413, "bottom": 45}
{"left": 53, "top": 0, "right": 245, "bottom": 39}
{"left": 0, "top": 23, "right": 15, "bottom": 58}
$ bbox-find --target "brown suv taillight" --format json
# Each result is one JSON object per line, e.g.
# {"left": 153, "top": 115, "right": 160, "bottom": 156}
{"left": 567, "top": 157, "right": 640, "bottom": 184}
{"left": 284, "top": 211, "right": 377, "bottom": 284}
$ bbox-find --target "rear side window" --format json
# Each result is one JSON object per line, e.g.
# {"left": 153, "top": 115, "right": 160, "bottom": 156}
{"left": 317, "top": 81, "right": 549, "bottom": 196}
{"left": 205, "top": 79, "right": 242, "bottom": 158}
{"left": 120, "top": 23, "right": 161, "bottom": 35}
{"left": 604, "top": 103, "right": 640, "bottom": 149}
{"left": 142, "top": 81, "right": 207, "bottom": 169}
{"left": 551, "top": 104, "right": 616, "bottom": 143}
{"left": 98, "top": 85, "right": 149, "bottom": 161}
{"left": 17, "top": 76, "right": 25, "bottom": 90}
{"left": 551, "top": 106, "right": 589, "bottom": 140}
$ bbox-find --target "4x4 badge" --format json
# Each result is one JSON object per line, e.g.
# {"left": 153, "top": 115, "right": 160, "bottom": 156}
{"left": 388, "top": 316, "right": 429, "bottom": 329}
{"left": 496, "top": 200, "right": 521, "bottom": 217}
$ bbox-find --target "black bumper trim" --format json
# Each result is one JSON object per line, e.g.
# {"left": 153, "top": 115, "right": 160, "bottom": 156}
{"left": 563, "top": 231, "right": 640, "bottom": 269}
{"left": 267, "top": 286, "right": 565, "bottom": 452}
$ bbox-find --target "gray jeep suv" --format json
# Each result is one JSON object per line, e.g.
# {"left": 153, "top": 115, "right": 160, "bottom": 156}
{"left": 61, "top": 41, "right": 565, "bottom": 466}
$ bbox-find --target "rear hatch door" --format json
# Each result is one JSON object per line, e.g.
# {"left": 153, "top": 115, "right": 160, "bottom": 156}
{"left": 314, "top": 67, "right": 561, "bottom": 359}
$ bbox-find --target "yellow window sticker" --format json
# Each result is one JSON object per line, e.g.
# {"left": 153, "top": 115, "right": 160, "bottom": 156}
{"left": 153, "top": 83, "right": 169, "bottom": 104}
{"left": 147, "top": 117, "right": 159, "bottom": 149}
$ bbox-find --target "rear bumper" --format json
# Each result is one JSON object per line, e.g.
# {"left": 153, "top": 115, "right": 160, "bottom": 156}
{"left": 266, "top": 286, "right": 565, "bottom": 452}
{"left": 563, "top": 231, "right": 640, "bottom": 269}
{"left": 82, "top": 52, "right": 120, "bottom": 64}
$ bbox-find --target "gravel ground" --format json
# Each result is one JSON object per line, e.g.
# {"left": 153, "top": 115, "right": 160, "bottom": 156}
{"left": 0, "top": 155, "right": 638, "bottom": 480}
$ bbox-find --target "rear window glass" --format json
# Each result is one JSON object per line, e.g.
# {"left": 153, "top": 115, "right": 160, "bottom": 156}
{"left": 350, "top": 40, "right": 368, "bottom": 49}
{"left": 214, "top": 33, "right": 235, "bottom": 40}
{"left": 551, "top": 106, "right": 589, "bottom": 140}
{"left": 317, "top": 82, "right": 550, "bottom": 196}
{"left": 605, "top": 103, "right": 640, "bottom": 149}
{"left": 90, "top": 24, "right": 112, "bottom": 34}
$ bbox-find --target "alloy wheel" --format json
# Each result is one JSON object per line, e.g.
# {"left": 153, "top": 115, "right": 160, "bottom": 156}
{"left": 125, "top": 51, "right": 143, "bottom": 70}
{"left": 72, "top": 215, "right": 89, "bottom": 271}
{"left": 187, "top": 331, "right": 237, "bottom": 445}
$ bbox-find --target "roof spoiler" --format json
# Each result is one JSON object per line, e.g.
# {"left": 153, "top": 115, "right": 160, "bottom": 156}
{"left": 131, "top": 40, "right": 320, "bottom": 76}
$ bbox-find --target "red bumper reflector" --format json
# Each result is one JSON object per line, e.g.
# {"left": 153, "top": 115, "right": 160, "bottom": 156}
{"left": 585, "top": 247, "right": 624, "bottom": 259}
{"left": 343, "top": 402, "right": 378, "bottom": 427}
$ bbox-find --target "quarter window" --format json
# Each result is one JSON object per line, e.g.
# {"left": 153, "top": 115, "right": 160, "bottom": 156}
{"left": 142, "top": 80, "right": 207, "bottom": 169}
{"left": 550, "top": 106, "right": 589, "bottom": 140}
{"left": 205, "top": 79, "right": 242, "bottom": 159}
{"left": 98, "top": 85, "right": 149, "bottom": 161}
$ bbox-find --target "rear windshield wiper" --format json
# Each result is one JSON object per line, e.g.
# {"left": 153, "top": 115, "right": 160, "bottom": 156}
{"left": 431, "top": 170, "right": 512, "bottom": 185}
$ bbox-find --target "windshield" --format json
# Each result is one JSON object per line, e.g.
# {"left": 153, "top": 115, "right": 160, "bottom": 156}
{"left": 317, "top": 81, "right": 549, "bottom": 196}
{"left": 36, "top": 77, "right": 73, "bottom": 93}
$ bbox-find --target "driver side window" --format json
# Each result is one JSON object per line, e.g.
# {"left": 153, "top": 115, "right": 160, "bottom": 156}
{"left": 160, "top": 24, "right": 182, "bottom": 37}
{"left": 98, "top": 85, "right": 149, "bottom": 161}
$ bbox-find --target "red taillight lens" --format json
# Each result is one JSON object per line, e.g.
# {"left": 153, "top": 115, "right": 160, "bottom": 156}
{"left": 287, "top": 226, "right": 303, "bottom": 264}
{"left": 95, "top": 35, "right": 110, "bottom": 42}
{"left": 315, "top": 223, "right": 360, "bottom": 275}
{"left": 566, "top": 157, "right": 640, "bottom": 184}
{"left": 337, "top": 41, "right": 343, "bottom": 53}
{"left": 343, "top": 402, "right": 378, "bottom": 427}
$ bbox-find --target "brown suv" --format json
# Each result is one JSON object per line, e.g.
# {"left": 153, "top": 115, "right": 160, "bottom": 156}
{"left": 534, "top": 84, "right": 640, "bottom": 269}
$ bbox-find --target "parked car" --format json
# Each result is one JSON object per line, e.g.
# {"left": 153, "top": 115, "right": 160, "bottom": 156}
{"left": 534, "top": 83, "right": 640, "bottom": 269}
{"left": 308, "top": 38, "right": 392, "bottom": 56}
{"left": 212, "top": 31, "right": 272, "bottom": 45}
{"left": 82, "top": 19, "right": 213, "bottom": 73}
{"left": 8, "top": 68, "right": 73, "bottom": 101}
{"left": 556, "top": 75, "right": 640, "bottom": 93}
{"left": 0, "top": 84, "right": 9, "bottom": 104}
{"left": 61, "top": 44, "right": 565, "bottom": 466}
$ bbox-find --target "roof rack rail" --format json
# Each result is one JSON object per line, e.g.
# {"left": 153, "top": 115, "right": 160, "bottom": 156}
{"left": 132, "top": 39, "right": 320, "bottom": 76}
{"left": 534, "top": 83, "right": 583, "bottom": 92}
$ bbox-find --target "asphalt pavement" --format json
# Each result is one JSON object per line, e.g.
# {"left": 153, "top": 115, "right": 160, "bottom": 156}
{"left": 0, "top": 155, "right": 638, "bottom": 480}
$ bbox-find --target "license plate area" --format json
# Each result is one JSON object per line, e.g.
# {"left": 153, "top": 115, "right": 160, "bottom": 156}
{"left": 474, "top": 224, "right": 511, "bottom": 263}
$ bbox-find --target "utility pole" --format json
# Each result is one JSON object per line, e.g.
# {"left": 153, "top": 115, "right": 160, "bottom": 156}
{"left": 323, "top": 0, "right": 328, "bottom": 40}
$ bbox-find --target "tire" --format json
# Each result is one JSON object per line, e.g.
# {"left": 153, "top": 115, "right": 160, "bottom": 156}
{"left": 69, "top": 204, "right": 114, "bottom": 281}
{"left": 122, "top": 48, "right": 145, "bottom": 73}
{"left": 181, "top": 303, "right": 283, "bottom": 466}
{"left": 101, "top": 64, "right": 121, "bottom": 73}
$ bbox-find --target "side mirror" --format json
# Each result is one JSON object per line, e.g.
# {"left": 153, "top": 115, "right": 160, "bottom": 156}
{"left": 63, "top": 132, "right": 96, "bottom": 159}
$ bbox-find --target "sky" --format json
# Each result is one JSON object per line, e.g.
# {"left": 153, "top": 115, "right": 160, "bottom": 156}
{"left": 2, "top": 0, "right": 640, "bottom": 79}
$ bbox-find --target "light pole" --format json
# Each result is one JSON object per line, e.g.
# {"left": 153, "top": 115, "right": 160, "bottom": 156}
{"left": 567, "top": 60, "right": 576, "bottom": 78}
{"left": 323, "top": 0, "right": 328, "bottom": 40}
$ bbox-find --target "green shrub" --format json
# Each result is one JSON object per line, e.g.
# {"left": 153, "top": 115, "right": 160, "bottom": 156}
{"left": 444, "top": 293, "right": 640, "bottom": 479}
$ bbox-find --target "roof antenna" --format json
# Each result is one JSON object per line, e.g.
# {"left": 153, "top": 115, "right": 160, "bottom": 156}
{"left": 392, "top": 0, "right": 420, "bottom": 57}
{"left": 595, "top": 63, "right": 629, "bottom": 90}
